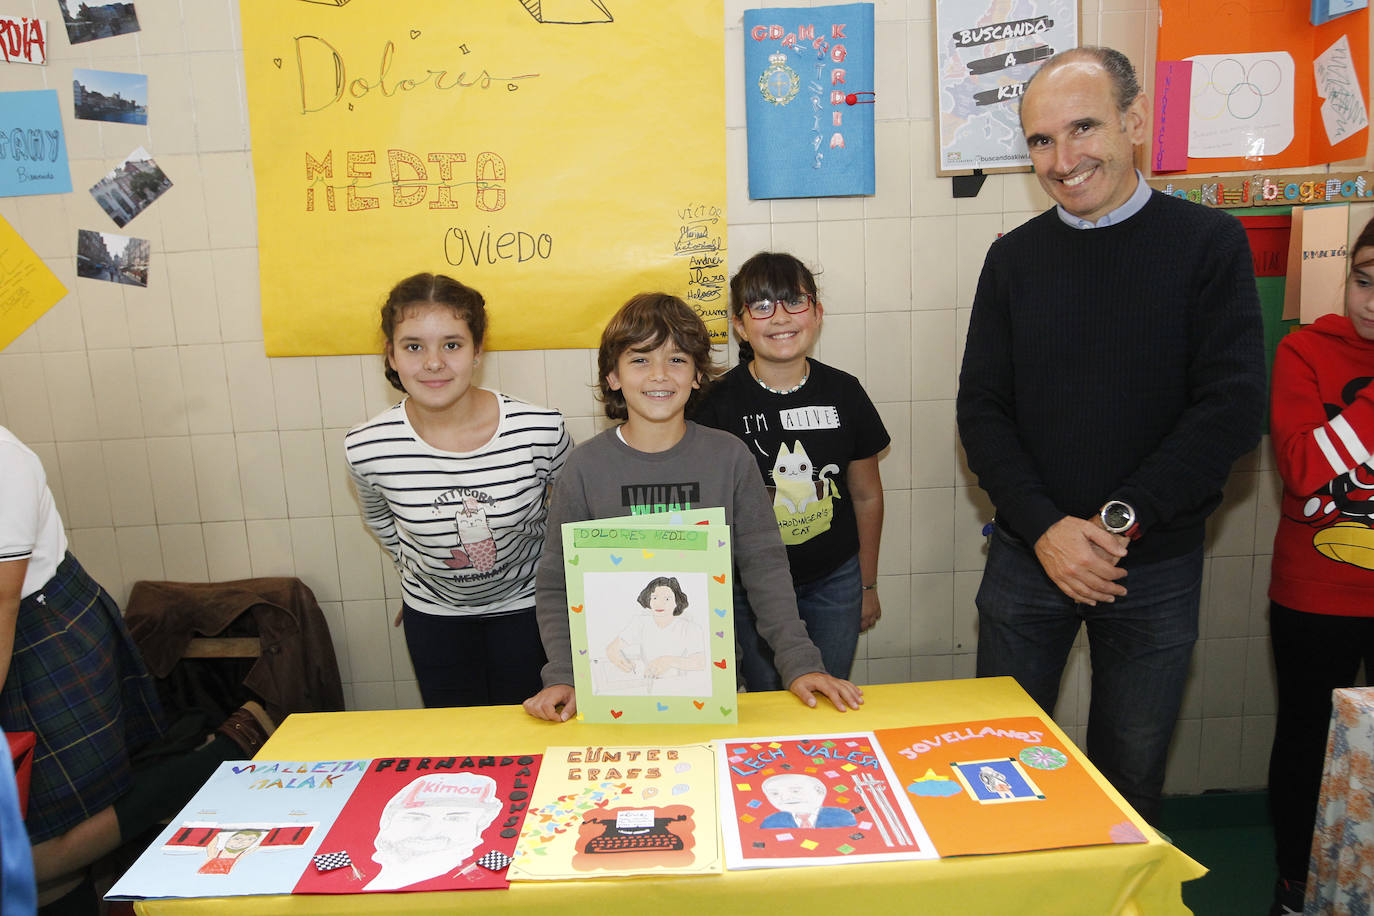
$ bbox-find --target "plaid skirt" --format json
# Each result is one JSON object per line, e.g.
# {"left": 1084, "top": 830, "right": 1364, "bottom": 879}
{"left": 0, "top": 553, "right": 163, "bottom": 842}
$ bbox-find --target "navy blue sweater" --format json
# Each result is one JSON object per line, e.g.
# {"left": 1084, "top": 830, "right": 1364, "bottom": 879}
{"left": 956, "top": 192, "right": 1266, "bottom": 565}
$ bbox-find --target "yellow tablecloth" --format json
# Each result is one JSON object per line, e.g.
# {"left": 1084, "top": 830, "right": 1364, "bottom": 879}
{"left": 134, "top": 677, "right": 1204, "bottom": 915}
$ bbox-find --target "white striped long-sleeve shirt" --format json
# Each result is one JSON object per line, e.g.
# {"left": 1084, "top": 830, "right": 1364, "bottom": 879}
{"left": 344, "top": 393, "right": 571, "bottom": 616}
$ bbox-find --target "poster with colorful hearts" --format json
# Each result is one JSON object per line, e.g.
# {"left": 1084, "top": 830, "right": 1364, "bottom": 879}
{"left": 106, "top": 760, "right": 371, "bottom": 900}
{"left": 715, "top": 732, "right": 937, "bottom": 869}
{"left": 873, "top": 717, "right": 1147, "bottom": 857}
{"left": 563, "top": 509, "right": 737, "bottom": 724}
{"left": 509, "top": 744, "right": 721, "bottom": 880}
{"left": 293, "top": 755, "right": 541, "bottom": 893}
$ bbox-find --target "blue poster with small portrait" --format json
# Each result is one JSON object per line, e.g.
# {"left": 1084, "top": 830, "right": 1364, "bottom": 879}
{"left": 0, "top": 90, "right": 72, "bottom": 198}
{"left": 743, "top": 3, "right": 875, "bottom": 199}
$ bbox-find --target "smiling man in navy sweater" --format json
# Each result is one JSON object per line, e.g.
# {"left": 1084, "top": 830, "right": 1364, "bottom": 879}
{"left": 956, "top": 46, "right": 1265, "bottom": 825}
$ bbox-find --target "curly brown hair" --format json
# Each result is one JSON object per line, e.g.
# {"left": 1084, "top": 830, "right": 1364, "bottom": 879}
{"left": 596, "top": 293, "right": 719, "bottom": 420}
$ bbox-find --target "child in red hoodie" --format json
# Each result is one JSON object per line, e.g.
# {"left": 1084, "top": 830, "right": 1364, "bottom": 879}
{"left": 1266, "top": 216, "right": 1374, "bottom": 914}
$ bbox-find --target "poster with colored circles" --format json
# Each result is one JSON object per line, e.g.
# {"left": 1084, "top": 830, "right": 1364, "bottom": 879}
{"left": 509, "top": 744, "right": 722, "bottom": 880}
{"left": 563, "top": 509, "right": 737, "bottom": 724}
{"left": 874, "top": 717, "right": 1147, "bottom": 857}
{"left": 715, "top": 733, "right": 937, "bottom": 869}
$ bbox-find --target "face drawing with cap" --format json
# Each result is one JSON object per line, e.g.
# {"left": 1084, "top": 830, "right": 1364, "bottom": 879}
{"left": 364, "top": 773, "right": 503, "bottom": 891}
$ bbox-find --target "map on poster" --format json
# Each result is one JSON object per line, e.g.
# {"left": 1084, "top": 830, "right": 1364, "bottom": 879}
{"left": 933, "top": 0, "right": 1077, "bottom": 174}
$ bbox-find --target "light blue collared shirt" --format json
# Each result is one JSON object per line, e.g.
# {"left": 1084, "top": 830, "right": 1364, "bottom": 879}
{"left": 1056, "top": 170, "right": 1152, "bottom": 229}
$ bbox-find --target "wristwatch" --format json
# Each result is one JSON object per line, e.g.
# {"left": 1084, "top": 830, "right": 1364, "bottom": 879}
{"left": 1099, "top": 500, "right": 1140, "bottom": 539}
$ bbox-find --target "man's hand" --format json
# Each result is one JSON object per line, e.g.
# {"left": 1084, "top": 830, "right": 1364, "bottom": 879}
{"left": 1033, "top": 516, "right": 1129, "bottom": 605}
{"left": 788, "top": 672, "right": 864, "bottom": 711}
{"left": 523, "top": 684, "right": 576, "bottom": 722}
{"left": 859, "top": 589, "right": 881, "bottom": 632}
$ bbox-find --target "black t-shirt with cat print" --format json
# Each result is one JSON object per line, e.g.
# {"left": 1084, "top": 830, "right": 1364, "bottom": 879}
{"left": 693, "top": 359, "right": 889, "bottom": 585}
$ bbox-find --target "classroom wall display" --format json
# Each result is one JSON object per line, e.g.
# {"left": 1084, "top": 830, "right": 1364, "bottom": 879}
{"left": 0, "top": 15, "right": 47, "bottom": 64}
{"left": 57, "top": 0, "right": 139, "bottom": 44}
{"left": 742, "top": 4, "right": 875, "bottom": 199}
{"left": 563, "top": 509, "right": 736, "bottom": 724}
{"left": 1148, "top": 171, "right": 1374, "bottom": 208}
{"left": 509, "top": 743, "right": 721, "bottom": 880}
{"left": 1156, "top": 0, "right": 1368, "bottom": 174}
{"left": 873, "top": 717, "right": 1146, "bottom": 857}
{"left": 933, "top": 0, "right": 1078, "bottom": 175}
{"left": 0, "top": 89, "right": 72, "bottom": 198}
{"left": 72, "top": 68, "right": 148, "bottom": 125}
{"left": 0, "top": 215, "right": 66, "bottom": 350}
{"left": 715, "top": 732, "right": 936, "bottom": 869}
{"left": 75, "top": 229, "right": 148, "bottom": 287}
{"left": 89, "top": 147, "right": 171, "bottom": 228}
{"left": 238, "top": 1, "right": 727, "bottom": 356}
{"left": 294, "top": 755, "right": 541, "bottom": 893}
{"left": 107, "top": 759, "right": 371, "bottom": 900}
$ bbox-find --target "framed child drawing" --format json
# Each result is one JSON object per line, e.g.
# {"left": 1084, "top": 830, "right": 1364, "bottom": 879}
{"left": 563, "top": 509, "right": 737, "bottom": 724}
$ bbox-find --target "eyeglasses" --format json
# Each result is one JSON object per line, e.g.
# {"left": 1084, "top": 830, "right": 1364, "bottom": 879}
{"left": 743, "top": 294, "right": 815, "bottom": 319}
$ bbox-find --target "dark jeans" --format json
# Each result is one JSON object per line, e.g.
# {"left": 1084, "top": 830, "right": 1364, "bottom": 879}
{"left": 975, "top": 525, "right": 1201, "bottom": 824}
{"left": 735, "top": 553, "right": 862, "bottom": 690}
{"left": 402, "top": 606, "right": 546, "bottom": 707}
{"left": 1268, "top": 601, "right": 1374, "bottom": 881}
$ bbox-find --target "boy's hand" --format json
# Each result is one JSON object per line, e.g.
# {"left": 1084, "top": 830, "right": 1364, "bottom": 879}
{"left": 523, "top": 684, "right": 577, "bottom": 722}
{"left": 788, "top": 672, "right": 864, "bottom": 711}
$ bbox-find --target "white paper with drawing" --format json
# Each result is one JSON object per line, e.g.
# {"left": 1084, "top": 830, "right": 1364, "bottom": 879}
{"left": 1314, "top": 34, "right": 1369, "bottom": 146}
{"left": 1186, "top": 52, "right": 1295, "bottom": 158}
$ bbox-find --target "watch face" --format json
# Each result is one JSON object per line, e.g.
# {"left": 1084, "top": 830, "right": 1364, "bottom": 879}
{"left": 1103, "top": 502, "right": 1133, "bottom": 531}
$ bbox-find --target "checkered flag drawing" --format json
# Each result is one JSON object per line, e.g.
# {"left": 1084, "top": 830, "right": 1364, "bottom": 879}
{"left": 476, "top": 850, "right": 512, "bottom": 872}
{"left": 313, "top": 851, "right": 352, "bottom": 872}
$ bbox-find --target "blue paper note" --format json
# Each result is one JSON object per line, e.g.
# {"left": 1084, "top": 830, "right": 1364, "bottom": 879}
{"left": 0, "top": 90, "right": 72, "bottom": 198}
{"left": 1311, "top": 0, "right": 1367, "bottom": 25}
{"left": 743, "top": 3, "right": 875, "bottom": 199}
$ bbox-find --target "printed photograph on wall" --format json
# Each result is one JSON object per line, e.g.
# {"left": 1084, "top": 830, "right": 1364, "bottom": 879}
{"left": 89, "top": 147, "right": 171, "bottom": 228}
{"left": 72, "top": 68, "right": 148, "bottom": 125}
{"left": 57, "top": 0, "right": 139, "bottom": 44}
{"left": 75, "top": 229, "right": 148, "bottom": 287}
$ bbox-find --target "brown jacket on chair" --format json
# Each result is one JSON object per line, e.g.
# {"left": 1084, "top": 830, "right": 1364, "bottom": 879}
{"left": 124, "top": 577, "right": 345, "bottom": 724}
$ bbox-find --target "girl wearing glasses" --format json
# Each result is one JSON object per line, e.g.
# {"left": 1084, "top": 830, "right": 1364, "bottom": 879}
{"left": 345, "top": 273, "right": 571, "bottom": 707}
{"left": 694, "top": 252, "right": 889, "bottom": 689}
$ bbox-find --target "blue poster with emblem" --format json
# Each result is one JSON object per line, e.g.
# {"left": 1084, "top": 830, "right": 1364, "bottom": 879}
{"left": 743, "top": 4, "right": 875, "bottom": 199}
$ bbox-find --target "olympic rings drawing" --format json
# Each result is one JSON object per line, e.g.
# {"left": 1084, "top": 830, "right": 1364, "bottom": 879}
{"left": 1190, "top": 56, "right": 1284, "bottom": 120}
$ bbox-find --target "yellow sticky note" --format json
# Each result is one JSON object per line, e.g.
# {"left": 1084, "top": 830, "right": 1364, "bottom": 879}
{"left": 841, "top": 763, "right": 857, "bottom": 772}
{"left": 736, "top": 783, "right": 752, "bottom": 792}
{"left": 0, "top": 216, "right": 66, "bottom": 351}
{"left": 800, "top": 839, "right": 819, "bottom": 850}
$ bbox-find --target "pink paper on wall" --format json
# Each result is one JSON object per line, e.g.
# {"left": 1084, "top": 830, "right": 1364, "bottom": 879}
{"left": 1151, "top": 61, "right": 1192, "bottom": 173}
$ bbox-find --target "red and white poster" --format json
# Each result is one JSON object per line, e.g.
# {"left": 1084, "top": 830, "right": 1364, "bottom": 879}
{"left": 293, "top": 755, "right": 541, "bottom": 894}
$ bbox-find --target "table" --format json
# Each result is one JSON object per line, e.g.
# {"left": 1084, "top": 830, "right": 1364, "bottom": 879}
{"left": 1307, "top": 685, "right": 1374, "bottom": 915}
{"left": 134, "top": 677, "right": 1204, "bottom": 915}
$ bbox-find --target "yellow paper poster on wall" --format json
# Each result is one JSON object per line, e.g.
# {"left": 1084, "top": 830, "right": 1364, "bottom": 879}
{"left": 239, "top": 1, "right": 726, "bottom": 356}
{"left": 0, "top": 215, "right": 66, "bottom": 351}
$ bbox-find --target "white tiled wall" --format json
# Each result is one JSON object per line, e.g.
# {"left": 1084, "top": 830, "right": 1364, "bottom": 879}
{"left": 3, "top": 0, "right": 1369, "bottom": 796}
